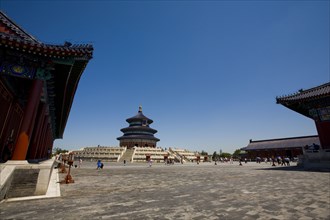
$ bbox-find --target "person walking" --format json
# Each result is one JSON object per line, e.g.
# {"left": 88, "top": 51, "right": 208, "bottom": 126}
{"left": 148, "top": 159, "right": 153, "bottom": 167}
{"left": 97, "top": 160, "right": 102, "bottom": 169}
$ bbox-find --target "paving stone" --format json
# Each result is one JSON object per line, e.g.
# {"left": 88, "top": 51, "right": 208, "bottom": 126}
{"left": 0, "top": 162, "right": 329, "bottom": 219}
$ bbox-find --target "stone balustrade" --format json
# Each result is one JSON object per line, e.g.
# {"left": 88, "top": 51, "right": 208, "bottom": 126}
{"left": 71, "top": 146, "right": 198, "bottom": 163}
{"left": 72, "top": 146, "right": 126, "bottom": 162}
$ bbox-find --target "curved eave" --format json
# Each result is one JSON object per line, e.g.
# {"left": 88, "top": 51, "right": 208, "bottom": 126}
{"left": 120, "top": 126, "right": 158, "bottom": 134}
{"left": 0, "top": 33, "right": 93, "bottom": 60}
{"left": 53, "top": 59, "right": 92, "bottom": 138}
{"left": 276, "top": 82, "right": 330, "bottom": 104}
{"left": 276, "top": 83, "right": 330, "bottom": 119}
{"left": 276, "top": 101, "right": 311, "bottom": 118}
{"left": 0, "top": 11, "right": 94, "bottom": 139}
{"left": 126, "top": 112, "right": 153, "bottom": 124}
{"left": 276, "top": 96, "right": 330, "bottom": 119}
{"left": 117, "top": 135, "right": 160, "bottom": 142}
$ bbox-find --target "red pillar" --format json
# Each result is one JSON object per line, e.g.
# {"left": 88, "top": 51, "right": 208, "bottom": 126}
{"left": 36, "top": 115, "right": 48, "bottom": 159}
{"left": 40, "top": 124, "right": 50, "bottom": 159}
{"left": 41, "top": 126, "right": 49, "bottom": 159}
{"left": 0, "top": 99, "right": 13, "bottom": 157}
{"left": 28, "top": 103, "right": 46, "bottom": 159}
{"left": 315, "top": 121, "right": 330, "bottom": 149}
{"left": 12, "top": 80, "right": 43, "bottom": 160}
{"left": 44, "top": 125, "right": 52, "bottom": 158}
{"left": 36, "top": 119, "right": 48, "bottom": 159}
{"left": 34, "top": 115, "right": 47, "bottom": 159}
{"left": 46, "top": 128, "right": 53, "bottom": 158}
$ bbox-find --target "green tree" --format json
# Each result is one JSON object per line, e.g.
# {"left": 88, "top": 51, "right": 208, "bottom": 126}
{"left": 232, "top": 149, "right": 241, "bottom": 158}
{"left": 220, "top": 152, "right": 231, "bottom": 158}
{"left": 212, "top": 151, "right": 218, "bottom": 161}
{"left": 200, "top": 150, "right": 208, "bottom": 156}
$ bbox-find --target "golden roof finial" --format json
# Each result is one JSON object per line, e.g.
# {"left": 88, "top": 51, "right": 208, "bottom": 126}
{"left": 138, "top": 105, "right": 142, "bottom": 112}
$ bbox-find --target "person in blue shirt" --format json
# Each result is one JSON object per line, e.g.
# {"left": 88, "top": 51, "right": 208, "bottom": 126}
{"left": 97, "top": 160, "right": 102, "bottom": 169}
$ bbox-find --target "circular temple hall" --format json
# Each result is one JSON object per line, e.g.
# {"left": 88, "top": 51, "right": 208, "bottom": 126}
{"left": 117, "top": 106, "right": 160, "bottom": 148}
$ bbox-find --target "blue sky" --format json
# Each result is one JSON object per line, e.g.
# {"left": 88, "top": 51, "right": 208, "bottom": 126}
{"left": 1, "top": 0, "right": 329, "bottom": 154}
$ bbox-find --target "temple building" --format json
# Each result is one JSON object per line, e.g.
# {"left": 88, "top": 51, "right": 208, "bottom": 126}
{"left": 242, "top": 135, "right": 320, "bottom": 160}
{"left": 117, "top": 106, "right": 160, "bottom": 148}
{"left": 276, "top": 82, "right": 330, "bottom": 150}
{"left": 0, "top": 11, "right": 93, "bottom": 162}
{"left": 276, "top": 82, "right": 330, "bottom": 169}
{"left": 242, "top": 82, "right": 329, "bottom": 167}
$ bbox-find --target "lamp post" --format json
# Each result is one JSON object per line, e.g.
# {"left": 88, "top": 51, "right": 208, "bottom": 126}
{"left": 64, "top": 153, "right": 75, "bottom": 184}
{"left": 60, "top": 154, "right": 67, "bottom": 173}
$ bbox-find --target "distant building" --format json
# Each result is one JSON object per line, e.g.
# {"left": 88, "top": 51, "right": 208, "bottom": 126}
{"left": 242, "top": 135, "right": 320, "bottom": 159}
{"left": 117, "top": 106, "right": 160, "bottom": 148}
{"left": 169, "top": 148, "right": 201, "bottom": 162}
{"left": 72, "top": 146, "right": 126, "bottom": 162}
{"left": 72, "top": 146, "right": 203, "bottom": 163}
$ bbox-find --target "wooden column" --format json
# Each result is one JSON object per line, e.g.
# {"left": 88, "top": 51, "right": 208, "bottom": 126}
{"left": 34, "top": 115, "right": 47, "bottom": 159}
{"left": 27, "top": 103, "right": 46, "bottom": 160}
{"left": 0, "top": 79, "right": 14, "bottom": 155}
{"left": 36, "top": 117, "right": 48, "bottom": 159}
{"left": 41, "top": 125, "right": 49, "bottom": 159}
{"left": 12, "top": 80, "right": 43, "bottom": 160}
{"left": 315, "top": 121, "right": 330, "bottom": 149}
{"left": 43, "top": 124, "right": 51, "bottom": 158}
{"left": 40, "top": 124, "right": 50, "bottom": 159}
{"left": 46, "top": 128, "right": 53, "bottom": 158}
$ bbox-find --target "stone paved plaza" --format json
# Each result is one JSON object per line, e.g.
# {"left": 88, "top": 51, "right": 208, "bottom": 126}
{"left": 1, "top": 161, "right": 329, "bottom": 219}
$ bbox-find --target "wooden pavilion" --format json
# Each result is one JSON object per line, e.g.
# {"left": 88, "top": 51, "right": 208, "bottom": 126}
{"left": 0, "top": 11, "right": 93, "bottom": 162}
{"left": 275, "top": 82, "right": 329, "bottom": 168}
{"left": 276, "top": 82, "right": 330, "bottom": 150}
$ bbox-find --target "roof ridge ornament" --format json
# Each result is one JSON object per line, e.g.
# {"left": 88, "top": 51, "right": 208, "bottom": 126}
{"left": 139, "top": 105, "right": 142, "bottom": 113}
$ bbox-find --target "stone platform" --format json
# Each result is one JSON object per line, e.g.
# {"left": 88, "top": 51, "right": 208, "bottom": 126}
{"left": 0, "top": 161, "right": 329, "bottom": 219}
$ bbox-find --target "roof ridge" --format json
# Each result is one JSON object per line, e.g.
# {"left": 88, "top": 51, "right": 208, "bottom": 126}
{"left": 276, "top": 82, "right": 330, "bottom": 100}
{"left": 0, "top": 10, "right": 39, "bottom": 43}
{"left": 250, "top": 135, "right": 319, "bottom": 143}
{"left": 294, "top": 82, "right": 329, "bottom": 95}
{"left": 0, "top": 29, "right": 93, "bottom": 49}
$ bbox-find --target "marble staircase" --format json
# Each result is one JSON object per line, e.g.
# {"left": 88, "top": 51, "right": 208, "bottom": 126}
{"left": 118, "top": 148, "right": 135, "bottom": 163}
{"left": 5, "top": 169, "right": 39, "bottom": 198}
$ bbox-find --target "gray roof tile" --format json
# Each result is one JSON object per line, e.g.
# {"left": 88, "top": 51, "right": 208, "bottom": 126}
{"left": 242, "top": 135, "right": 320, "bottom": 151}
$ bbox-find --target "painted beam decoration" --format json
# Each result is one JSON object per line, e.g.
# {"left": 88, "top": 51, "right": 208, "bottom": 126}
{"left": 0, "top": 10, "right": 93, "bottom": 140}
{"left": 0, "top": 61, "right": 36, "bottom": 79}
{"left": 318, "top": 107, "right": 330, "bottom": 121}
{"left": 308, "top": 107, "right": 330, "bottom": 122}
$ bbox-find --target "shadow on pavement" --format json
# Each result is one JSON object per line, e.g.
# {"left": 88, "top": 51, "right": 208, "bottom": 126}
{"left": 255, "top": 166, "right": 330, "bottom": 173}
